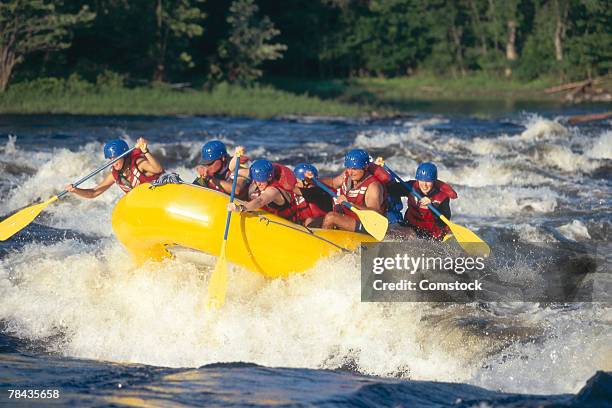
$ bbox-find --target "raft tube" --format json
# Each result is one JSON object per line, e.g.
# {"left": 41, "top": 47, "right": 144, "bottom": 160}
{"left": 111, "top": 183, "right": 376, "bottom": 278}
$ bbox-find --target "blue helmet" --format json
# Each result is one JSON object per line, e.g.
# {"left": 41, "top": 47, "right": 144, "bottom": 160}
{"left": 344, "top": 149, "right": 370, "bottom": 169}
{"left": 249, "top": 159, "right": 274, "bottom": 182}
{"left": 201, "top": 140, "right": 228, "bottom": 164}
{"left": 104, "top": 139, "right": 129, "bottom": 159}
{"left": 293, "top": 163, "right": 318, "bottom": 180}
{"left": 415, "top": 162, "right": 437, "bottom": 182}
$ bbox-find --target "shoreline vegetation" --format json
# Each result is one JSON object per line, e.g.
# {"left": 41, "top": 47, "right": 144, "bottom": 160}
{"left": 2, "top": 1, "right": 610, "bottom": 119}
{"left": 0, "top": 74, "right": 610, "bottom": 119}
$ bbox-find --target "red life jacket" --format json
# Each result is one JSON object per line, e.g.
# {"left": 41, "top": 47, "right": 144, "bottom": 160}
{"left": 337, "top": 164, "right": 390, "bottom": 220}
{"left": 404, "top": 180, "right": 457, "bottom": 238}
{"left": 270, "top": 163, "right": 297, "bottom": 191}
{"left": 294, "top": 193, "right": 329, "bottom": 223}
{"left": 111, "top": 149, "right": 161, "bottom": 193}
{"left": 250, "top": 163, "right": 298, "bottom": 222}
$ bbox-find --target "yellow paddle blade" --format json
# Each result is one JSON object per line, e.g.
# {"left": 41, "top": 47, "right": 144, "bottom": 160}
{"left": 0, "top": 196, "right": 59, "bottom": 241}
{"left": 350, "top": 207, "right": 388, "bottom": 241}
{"left": 439, "top": 215, "right": 490, "bottom": 258}
{"left": 207, "top": 243, "right": 228, "bottom": 309}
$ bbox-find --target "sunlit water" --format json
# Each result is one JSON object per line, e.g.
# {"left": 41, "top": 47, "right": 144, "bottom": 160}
{"left": 0, "top": 110, "right": 610, "bottom": 406}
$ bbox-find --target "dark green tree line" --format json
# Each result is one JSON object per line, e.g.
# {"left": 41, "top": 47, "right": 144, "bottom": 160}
{"left": 0, "top": 0, "right": 609, "bottom": 91}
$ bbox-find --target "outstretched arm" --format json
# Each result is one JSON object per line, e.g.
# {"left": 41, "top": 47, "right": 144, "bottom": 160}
{"left": 243, "top": 188, "right": 278, "bottom": 211}
{"left": 227, "top": 188, "right": 279, "bottom": 212}
{"left": 66, "top": 172, "right": 115, "bottom": 199}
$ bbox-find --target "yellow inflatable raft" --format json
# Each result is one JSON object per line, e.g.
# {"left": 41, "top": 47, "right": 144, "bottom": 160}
{"left": 111, "top": 183, "right": 376, "bottom": 278}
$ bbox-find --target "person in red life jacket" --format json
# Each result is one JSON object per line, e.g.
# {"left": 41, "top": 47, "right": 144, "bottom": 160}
{"left": 292, "top": 163, "right": 333, "bottom": 228}
{"left": 193, "top": 140, "right": 250, "bottom": 199}
{"left": 66, "top": 138, "right": 163, "bottom": 198}
{"left": 389, "top": 162, "right": 457, "bottom": 241}
{"left": 319, "top": 149, "right": 386, "bottom": 235}
{"left": 227, "top": 159, "right": 298, "bottom": 222}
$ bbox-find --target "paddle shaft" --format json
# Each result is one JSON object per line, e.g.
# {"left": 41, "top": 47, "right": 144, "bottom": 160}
{"left": 223, "top": 154, "right": 242, "bottom": 240}
{"left": 57, "top": 147, "right": 137, "bottom": 199}
{"left": 312, "top": 179, "right": 355, "bottom": 210}
{"left": 382, "top": 164, "right": 445, "bottom": 219}
{"left": 207, "top": 154, "right": 241, "bottom": 308}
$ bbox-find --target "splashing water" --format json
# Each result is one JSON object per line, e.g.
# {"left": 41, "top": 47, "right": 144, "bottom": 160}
{"left": 0, "top": 112, "right": 610, "bottom": 400}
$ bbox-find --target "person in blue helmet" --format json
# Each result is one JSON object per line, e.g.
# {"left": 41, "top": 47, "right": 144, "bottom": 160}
{"left": 292, "top": 163, "right": 333, "bottom": 227}
{"left": 389, "top": 162, "right": 457, "bottom": 240}
{"left": 193, "top": 140, "right": 250, "bottom": 199}
{"left": 66, "top": 137, "right": 163, "bottom": 198}
{"left": 319, "top": 148, "right": 388, "bottom": 234}
{"left": 227, "top": 159, "right": 298, "bottom": 222}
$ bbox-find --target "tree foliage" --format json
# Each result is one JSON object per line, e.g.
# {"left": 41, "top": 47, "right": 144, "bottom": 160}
{"left": 210, "top": 0, "right": 286, "bottom": 84}
{"left": 152, "top": 0, "right": 206, "bottom": 82}
{"left": 2, "top": 0, "right": 610, "bottom": 91}
{"left": 0, "top": 0, "right": 95, "bottom": 91}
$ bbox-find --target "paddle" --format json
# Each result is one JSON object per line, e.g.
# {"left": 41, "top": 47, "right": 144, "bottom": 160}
{"left": 207, "top": 152, "right": 242, "bottom": 308}
{"left": 312, "top": 178, "right": 388, "bottom": 241}
{"left": 382, "top": 163, "right": 491, "bottom": 258}
{"left": 0, "top": 147, "right": 136, "bottom": 241}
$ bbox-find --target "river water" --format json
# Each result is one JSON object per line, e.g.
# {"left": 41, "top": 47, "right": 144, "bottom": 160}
{"left": 0, "top": 108, "right": 610, "bottom": 407}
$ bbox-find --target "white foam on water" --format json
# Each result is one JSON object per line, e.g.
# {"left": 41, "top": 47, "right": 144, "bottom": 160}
{"left": 345, "top": 116, "right": 603, "bottom": 198}
{"left": 446, "top": 159, "right": 548, "bottom": 187}
{"left": 2, "top": 134, "right": 18, "bottom": 154}
{"left": 585, "top": 130, "right": 612, "bottom": 160}
{"left": 0, "top": 137, "right": 51, "bottom": 177}
{"left": 514, "top": 224, "right": 556, "bottom": 242}
{"left": 402, "top": 117, "right": 449, "bottom": 127}
{"left": 473, "top": 305, "right": 612, "bottom": 394}
{"left": 0, "top": 244, "right": 458, "bottom": 380}
{"left": 519, "top": 116, "right": 568, "bottom": 141}
{"left": 303, "top": 141, "right": 335, "bottom": 151}
{"left": 354, "top": 130, "right": 406, "bottom": 148}
{"left": 530, "top": 144, "right": 600, "bottom": 173}
{"left": 1, "top": 240, "right": 608, "bottom": 395}
{"left": 454, "top": 186, "right": 559, "bottom": 217}
{"left": 353, "top": 126, "right": 436, "bottom": 150}
{"left": 466, "top": 137, "right": 512, "bottom": 156}
{"left": 556, "top": 220, "right": 592, "bottom": 241}
{"left": 243, "top": 145, "right": 269, "bottom": 160}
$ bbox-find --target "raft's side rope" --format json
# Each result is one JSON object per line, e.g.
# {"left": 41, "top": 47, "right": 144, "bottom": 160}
{"left": 258, "top": 216, "right": 350, "bottom": 253}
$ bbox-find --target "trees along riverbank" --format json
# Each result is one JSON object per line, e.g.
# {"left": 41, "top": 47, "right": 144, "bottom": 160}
{"left": 1, "top": 1, "right": 609, "bottom": 117}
